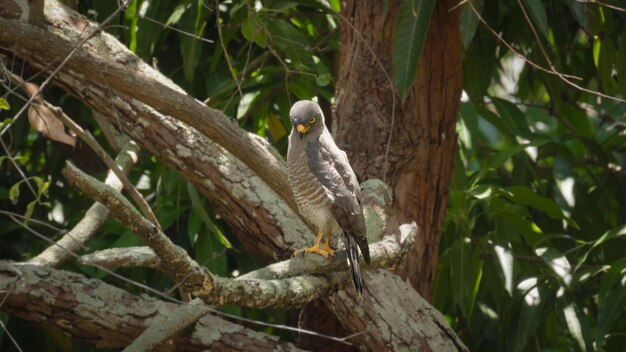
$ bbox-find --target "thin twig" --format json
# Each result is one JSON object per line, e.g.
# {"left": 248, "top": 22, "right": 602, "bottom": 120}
{"left": 139, "top": 15, "right": 214, "bottom": 43}
{"left": 0, "top": 210, "right": 66, "bottom": 233}
{"left": 467, "top": 0, "right": 626, "bottom": 103}
{"left": 215, "top": 0, "right": 243, "bottom": 100}
{"left": 51, "top": 105, "right": 159, "bottom": 228}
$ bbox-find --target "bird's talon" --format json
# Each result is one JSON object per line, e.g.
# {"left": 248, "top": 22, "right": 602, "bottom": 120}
{"left": 293, "top": 244, "right": 335, "bottom": 259}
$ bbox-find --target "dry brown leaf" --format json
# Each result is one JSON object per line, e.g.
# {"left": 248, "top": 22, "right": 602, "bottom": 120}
{"left": 23, "top": 82, "right": 76, "bottom": 147}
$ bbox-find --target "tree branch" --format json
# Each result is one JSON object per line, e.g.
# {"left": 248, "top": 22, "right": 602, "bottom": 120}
{"left": 62, "top": 161, "right": 212, "bottom": 299}
{"left": 0, "top": 0, "right": 299, "bottom": 217}
{"left": 79, "top": 246, "right": 160, "bottom": 269}
{"left": 124, "top": 298, "right": 207, "bottom": 352}
{"left": 63, "top": 161, "right": 417, "bottom": 308}
{"left": 1, "top": 0, "right": 313, "bottom": 263}
{"left": 29, "top": 140, "right": 140, "bottom": 267}
{"left": 0, "top": 263, "right": 303, "bottom": 351}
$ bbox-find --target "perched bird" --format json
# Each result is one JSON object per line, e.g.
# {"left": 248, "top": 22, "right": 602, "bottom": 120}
{"left": 287, "top": 100, "right": 370, "bottom": 293}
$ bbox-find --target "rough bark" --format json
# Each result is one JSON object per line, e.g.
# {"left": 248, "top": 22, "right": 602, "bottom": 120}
{"left": 334, "top": 0, "right": 462, "bottom": 300}
{"left": 0, "top": 263, "right": 302, "bottom": 351}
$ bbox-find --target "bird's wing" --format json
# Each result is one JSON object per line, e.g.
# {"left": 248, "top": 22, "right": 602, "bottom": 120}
{"left": 306, "top": 133, "right": 369, "bottom": 262}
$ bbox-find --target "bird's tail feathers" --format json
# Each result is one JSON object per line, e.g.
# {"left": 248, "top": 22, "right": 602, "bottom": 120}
{"left": 343, "top": 231, "right": 363, "bottom": 294}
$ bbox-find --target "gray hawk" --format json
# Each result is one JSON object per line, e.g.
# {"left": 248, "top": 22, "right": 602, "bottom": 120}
{"left": 287, "top": 100, "right": 370, "bottom": 293}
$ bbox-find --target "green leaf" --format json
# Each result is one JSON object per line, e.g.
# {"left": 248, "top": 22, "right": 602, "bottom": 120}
{"left": 179, "top": 1, "right": 210, "bottom": 82}
{"left": 474, "top": 139, "right": 549, "bottom": 182}
{"left": 0, "top": 98, "right": 10, "bottom": 110}
{"left": 522, "top": 0, "right": 549, "bottom": 40}
{"left": 450, "top": 237, "right": 483, "bottom": 322}
{"left": 165, "top": 3, "right": 188, "bottom": 26}
{"left": 504, "top": 185, "right": 567, "bottom": 221}
{"left": 575, "top": 224, "right": 626, "bottom": 271}
{"left": 514, "top": 278, "right": 544, "bottom": 352}
{"left": 459, "top": 0, "right": 483, "bottom": 48}
{"left": 316, "top": 73, "right": 331, "bottom": 87}
{"left": 266, "top": 20, "right": 315, "bottom": 71}
{"left": 392, "top": 0, "right": 437, "bottom": 102}
{"left": 9, "top": 181, "right": 20, "bottom": 204}
{"left": 24, "top": 200, "right": 36, "bottom": 223}
{"left": 617, "top": 31, "right": 626, "bottom": 98}
{"left": 598, "top": 38, "right": 615, "bottom": 88}
{"left": 536, "top": 247, "right": 572, "bottom": 288}
{"left": 596, "top": 285, "right": 626, "bottom": 348}
{"left": 187, "top": 183, "right": 233, "bottom": 249}
{"left": 598, "top": 257, "right": 626, "bottom": 299}
{"left": 564, "top": 0, "right": 586, "bottom": 28}
{"left": 492, "top": 230, "right": 515, "bottom": 296}
{"left": 241, "top": 12, "right": 268, "bottom": 48}
{"left": 562, "top": 302, "right": 592, "bottom": 352}
{"left": 492, "top": 98, "right": 533, "bottom": 140}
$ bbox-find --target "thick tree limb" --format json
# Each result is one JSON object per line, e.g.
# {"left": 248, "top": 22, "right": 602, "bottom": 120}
{"left": 0, "top": 263, "right": 302, "bottom": 351}
{"left": 325, "top": 269, "right": 468, "bottom": 352}
{"left": 65, "top": 161, "right": 417, "bottom": 308}
{"left": 124, "top": 298, "right": 207, "bottom": 352}
{"left": 29, "top": 140, "right": 139, "bottom": 267}
{"left": 81, "top": 221, "right": 415, "bottom": 282}
{"left": 0, "top": 0, "right": 298, "bottom": 217}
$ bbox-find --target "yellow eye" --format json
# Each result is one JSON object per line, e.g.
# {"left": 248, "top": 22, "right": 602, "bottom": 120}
{"left": 309, "top": 117, "right": 316, "bottom": 124}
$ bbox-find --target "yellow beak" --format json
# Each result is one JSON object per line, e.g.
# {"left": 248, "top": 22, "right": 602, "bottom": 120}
{"left": 296, "top": 124, "right": 309, "bottom": 134}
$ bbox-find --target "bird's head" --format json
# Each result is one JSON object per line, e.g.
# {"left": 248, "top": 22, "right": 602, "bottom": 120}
{"left": 289, "top": 100, "right": 325, "bottom": 140}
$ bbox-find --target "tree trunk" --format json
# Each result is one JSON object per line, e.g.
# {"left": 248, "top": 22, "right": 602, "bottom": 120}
{"left": 334, "top": 0, "right": 462, "bottom": 300}
{"left": 299, "top": 0, "right": 462, "bottom": 349}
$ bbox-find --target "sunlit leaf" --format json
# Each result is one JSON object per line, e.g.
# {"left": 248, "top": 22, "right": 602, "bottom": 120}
{"left": 0, "top": 98, "right": 10, "bottom": 110}
{"left": 24, "top": 200, "right": 36, "bottom": 223}
{"left": 392, "top": 0, "right": 437, "bottom": 102}
{"left": 514, "top": 278, "right": 544, "bottom": 352}
{"left": 536, "top": 247, "right": 572, "bottom": 288}
{"left": 492, "top": 231, "right": 515, "bottom": 296}
{"left": 504, "top": 185, "right": 567, "bottom": 221}
{"left": 562, "top": 302, "right": 592, "bottom": 352}
{"left": 9, "top": 181, "right": 20, "bottom": 204}
{"left": 598, "top": 38, "right": 615, "bottom": 89}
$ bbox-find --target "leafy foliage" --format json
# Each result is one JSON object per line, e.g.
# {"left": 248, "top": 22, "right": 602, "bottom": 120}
{"left": 436, "top": 1, "right": 626, "bottom": 351}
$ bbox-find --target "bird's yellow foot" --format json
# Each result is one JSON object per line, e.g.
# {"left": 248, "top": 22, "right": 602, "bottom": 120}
{"left": 292, "top": 244, "right": 335, "bottom": 259}
{"left": 323, "top": 241, "right": 335, "bottom": 258}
